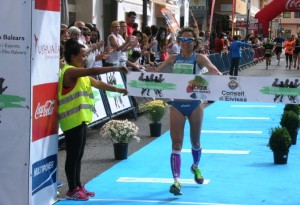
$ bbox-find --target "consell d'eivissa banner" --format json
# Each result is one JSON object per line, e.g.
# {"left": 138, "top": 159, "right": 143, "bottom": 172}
{"left": 127, "top": 72, "right": 300, "bottom": 104}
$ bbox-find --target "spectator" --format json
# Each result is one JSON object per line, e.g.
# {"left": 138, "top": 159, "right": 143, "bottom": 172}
{"left": 106, "top": 20, "right": 132, "bottom": 66}
{"left": 68, "top": 26, "right": 81, "bottom": 42}
{"left": 213, "top": 32, "right": 226, "bottom": 53}
{"left": 60, "top": 28, "right": 70, "bottom": 68}
{"left": 229, "top": 35, "right": 252, "bottom": 76}
{"left": 74, "top": 21, "right": 88, "bottom": 45}
{"left": 90, "top": 27, "right": 110, "bottom": 67}
{"left": 149, "top": 25, "right": 159, "bottom": 62}
{"left": 119, "top": 20, "right": 129, "bottom": 41}
{"left": 132, "top": 22, "right": 139, "bottom": 32}
{"left": 126, "top": 11, "right": 137, "bottom": 36}
{"left": 156, "top": 27, "right": 171, "bottom": 62}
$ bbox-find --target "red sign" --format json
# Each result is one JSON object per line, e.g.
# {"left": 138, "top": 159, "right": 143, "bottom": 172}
{"left": 249, "top": 23, "right": 258, "bottom": 31}
{"left": 35, "top": 0, "right": 60, "bottom": 12}
{"left": 32, "top": 83, "right": 58, "bottom": 142}
{"left": 236, "top": 21, "right": 247, "bottom": 27}
{"left": 235, "top": 21, "right": 258, "bottom": 31}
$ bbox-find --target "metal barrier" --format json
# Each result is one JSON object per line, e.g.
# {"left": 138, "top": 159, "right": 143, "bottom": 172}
{"left": 207, "top": 48, "right": 259, "bottom": 74}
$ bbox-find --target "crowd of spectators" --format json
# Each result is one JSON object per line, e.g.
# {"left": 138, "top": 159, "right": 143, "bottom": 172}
{"left": 60, "top": 11, "right": 300, "bottom": 77}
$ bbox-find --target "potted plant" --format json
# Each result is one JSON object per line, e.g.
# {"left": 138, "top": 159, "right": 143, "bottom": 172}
{"left": 139, "top": 100, "right": 168, "bottom": 137}
{"left": 99, "top": 119, "right": 139, "bottom": 160}
{"left": 280, "top": 110, "right": 300, "bottom": 145}
{"left": 268, "top": 126, "right": 292, "bottom": 164}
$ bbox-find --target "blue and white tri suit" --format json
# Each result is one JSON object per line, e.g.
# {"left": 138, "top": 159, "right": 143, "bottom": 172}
{"left": 169, "top": 52, "right": 201, "bottom": 117}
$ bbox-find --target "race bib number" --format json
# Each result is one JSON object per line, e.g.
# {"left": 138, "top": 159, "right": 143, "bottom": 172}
{"left": 173, "top": 63, "right": 193, "bottom": 74}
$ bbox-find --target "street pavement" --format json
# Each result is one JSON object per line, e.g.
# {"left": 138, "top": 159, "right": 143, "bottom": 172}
{"left": 57, "top": 54, "right": 300, "bottom": 197}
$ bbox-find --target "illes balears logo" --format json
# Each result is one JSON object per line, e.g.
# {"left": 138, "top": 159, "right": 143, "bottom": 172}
{"left": 0, "top": 77, "right": 26, "bottom": 124}
{"left": 228, "top": 76, "right": 239, "bottom": 90}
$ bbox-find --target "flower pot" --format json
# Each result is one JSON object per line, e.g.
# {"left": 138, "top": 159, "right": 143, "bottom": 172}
{"left": 290, "top": 130, "right": 298, "bottom": 145}
{"left": 149, "top": 122, "right": 162, "bottom": 137}
{"left": 273, "top": 150, "right": 289, "bottom": 164}
{"left": 113, "top": 143, "right": 128, "bottom": 160}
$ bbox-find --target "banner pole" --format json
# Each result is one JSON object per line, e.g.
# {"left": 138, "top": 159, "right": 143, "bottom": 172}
{"left": 209, "top": 0, "right": 216, "bottom": 33}
{"left": 232, "top": 0, "right": 236, "bottom": 37}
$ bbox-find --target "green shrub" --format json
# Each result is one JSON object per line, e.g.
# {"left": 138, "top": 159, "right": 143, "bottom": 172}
{"left": 284, "top": 104, "right": 300, "bottom": 115}
{"left": 280, "top": 110, "right": 300, "bottom": 132}
{"left": 268, "top": 126, "right": 291, "bottom": 152}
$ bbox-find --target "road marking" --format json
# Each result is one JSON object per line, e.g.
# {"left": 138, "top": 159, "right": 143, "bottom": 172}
{"left": 182, "top": 149, "right": 250, "bottom": 155}
{"left": 117, "top": 177, "right": 210, "bottom": 184}
{"left": 202, "top": 130, "right": 262, "bottom": 134}
{"left": 61, "top": 198, "right": 242, "bottom": 205}
{"left": 230, "top": 105, "right": 276, "bottom": 108}
{"left": 216, "top": 116, "right": 270, "bottom": 120}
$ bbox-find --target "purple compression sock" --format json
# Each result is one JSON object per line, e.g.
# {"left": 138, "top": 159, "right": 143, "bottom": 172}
{"left": 170, "top": 151, "right": 181, "bottom": 181}
{"left": 191, "top": 147, "right": 202, "bottom": 167}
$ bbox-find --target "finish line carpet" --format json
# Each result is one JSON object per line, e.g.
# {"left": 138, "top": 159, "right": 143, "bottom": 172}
{"left": 56, "top": 101, "right": 300, "bottom": 205}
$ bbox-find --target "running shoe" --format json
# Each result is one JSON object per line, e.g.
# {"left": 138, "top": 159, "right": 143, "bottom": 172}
{"left": 57, "top": 181, "right": 63, "bottom": 188}
{"left": 79, "top": 185, "right": 95, "bottom": 197}
{"left": 66, "top": 187, "right": 89, "bottom": 201}
{"left": 169, "top": 182, "right": 182, "bottom": 195}
{"left": 190, "top": 165, "right": 204, "bottom": 184}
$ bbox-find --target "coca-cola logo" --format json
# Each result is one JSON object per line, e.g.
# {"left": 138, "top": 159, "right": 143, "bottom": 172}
{"left": 286, "top": 0, "right": 300, "bottom": 10}
{"left": 35, "top": 100, "right": 55, "bottom": 119}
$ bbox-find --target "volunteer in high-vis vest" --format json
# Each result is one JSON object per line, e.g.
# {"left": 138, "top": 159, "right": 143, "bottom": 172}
{"left": 59, "top": 39, "right": 128, "bottom": 201}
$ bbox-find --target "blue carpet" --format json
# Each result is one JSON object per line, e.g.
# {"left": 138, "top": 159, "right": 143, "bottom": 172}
{"left": 56, "top": 101, "right": 300, "bottom": 205}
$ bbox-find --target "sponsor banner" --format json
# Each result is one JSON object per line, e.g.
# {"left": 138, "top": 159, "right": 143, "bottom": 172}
{"left": 92, "top": 86, "right": 109, "bottom": 122}
{"left": 99, "top": 72, "right": 132, "bottom": 114}
{"left": 0, "top": 1, "right": 31, "bottom": 205}
{"left": 32, "top": 154, "right": 57, "bottom": 195}
{"left": 127, "top": 72, "right": 300, "bottom": 104}
{"left": 30, "top": 0, "right": 60, "bottom": 204}
{"left": 285, "top": 0, "right": 300, "bottom": 11}
{"left": 31, "top": 9, "right": 60, "bottom": 85}
{"left": 32, "top": 83, "right": 58, "bottom": 142}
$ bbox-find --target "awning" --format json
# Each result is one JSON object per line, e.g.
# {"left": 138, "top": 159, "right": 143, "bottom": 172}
{"left": 122, "top": 2, "right": 151, "bottom": 16}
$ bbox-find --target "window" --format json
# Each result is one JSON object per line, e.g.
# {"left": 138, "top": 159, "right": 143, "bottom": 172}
{"left": 283, "top": 12, "right": 291, "bottom": 18}
{"left": 295, "top": 12, "right": 300, "bottom": 18}
{"left": 284, "top": 30, "right": 291, "bottom": 38}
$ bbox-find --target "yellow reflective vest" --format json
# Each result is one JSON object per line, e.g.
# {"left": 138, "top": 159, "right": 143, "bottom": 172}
{"left": 58, "top": 64, "right": 94, "bottom": 132}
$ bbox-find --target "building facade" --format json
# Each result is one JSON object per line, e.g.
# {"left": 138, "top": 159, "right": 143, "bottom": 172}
{"left": 61, "top": 0, "right": 299, "bottom": 40}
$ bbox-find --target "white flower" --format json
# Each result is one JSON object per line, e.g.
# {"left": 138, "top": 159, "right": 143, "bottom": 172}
{"left": 99, "top": 119, "right": 140, "bottom": 144}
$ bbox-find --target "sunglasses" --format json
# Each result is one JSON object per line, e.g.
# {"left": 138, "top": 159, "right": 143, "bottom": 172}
{"left": 83, "top": 33, "right": 91, "bottom": 37}
{"left": 179, "top": 37, "right": 195, "bottom": 43}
